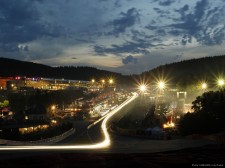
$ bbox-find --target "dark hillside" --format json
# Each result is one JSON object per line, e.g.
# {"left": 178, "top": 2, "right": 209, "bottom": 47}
{"left": 139, "top": 55, "right": 225, "bottom": 87}
{"left": 0, "top": 57, "right": 130, "bottom": 84}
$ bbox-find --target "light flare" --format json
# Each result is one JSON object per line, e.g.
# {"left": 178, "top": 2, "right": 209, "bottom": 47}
{"left": 139, "top": 84, "right": 147, "bottom": 92}
{"left": 201, "top": 82, "right": 207, "bottom": 89}
{"left": 218, "top": 79, "right": 224, "bottom": 87}
{"left": 158, "top": 81, "right": 165, "bottom": 89}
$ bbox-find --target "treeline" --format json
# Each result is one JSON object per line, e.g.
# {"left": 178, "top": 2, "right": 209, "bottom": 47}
{"left": 179, "top": 89, "right": 225, "bottom": 135}
{"left": 0, "top": 57, "right": 130, "bottom": 84}
{"left": 8, "top": 89, "right": 85, "bottom": 114}
{"left": 139, "top": 55, "right": 225, "bottom": 88}
{"left": 1, "top": 55, "right": 225, "bottom": 88}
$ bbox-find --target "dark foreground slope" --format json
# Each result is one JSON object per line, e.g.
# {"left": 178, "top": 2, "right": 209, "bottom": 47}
{"left": 0, "top": 144, "right": 224, "bottom": 167}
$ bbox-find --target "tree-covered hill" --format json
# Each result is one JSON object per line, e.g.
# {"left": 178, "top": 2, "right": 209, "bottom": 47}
{"left": 0, "top": 57, "right": 130, "bottom": 83}
{"left": 138, "top": 55, "right": 225, "bottom": 88}
{"left": 1, "top": 55, "right": 225, "bottom": 87}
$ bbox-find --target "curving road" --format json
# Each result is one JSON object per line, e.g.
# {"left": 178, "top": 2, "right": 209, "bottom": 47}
{"left": 0, "top": 92, "right": 138, "bottom": 151}
{"left": 0, "top": 92, "right": 216, "bottom": 154}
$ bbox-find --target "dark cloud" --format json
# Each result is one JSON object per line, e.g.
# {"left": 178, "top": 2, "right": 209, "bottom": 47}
{"left": 153, "top": 8, "right": 170, "bottom": 20}
{"left": 122, "top": 55, "right": 137, "bottom": 64}
{"left": 95, "top": 26, "right": 171, "bottom": 56}
{"left": 0, "top": 0, "right": 39, "bottom": 43}
{"left": 131, "top": 30, "right": 154, "bottom": 41}
{"left": 168, "top": 0, "right": 225, "bottom": 45}
{"left": 158, "top": 0, "right": 175, "bottom": 6}
{"left": 108, "top": 8, "right": 140, "bottom": 36}
{"left": 168, "top": 30, "right": 182, "bottom": 36}
{"left": 94, "top": 40, "right": 151, "bottom": 56}
{"left": 0, "top": 0, "right": 59, "bottom": 52}
{"left": 174, "top": 4, "right": 189, "bottom": 21}
{"left": 153, "top": 8, "right": 170, "bottom": 15}
{"left": 0, "top": 43, "right": 19, "bottom": 52}
{"left": 145, "top": 25, "right": 158, "bottom": 30}
{"left": 114, "top": 0, "right": 122, "bottom": 8}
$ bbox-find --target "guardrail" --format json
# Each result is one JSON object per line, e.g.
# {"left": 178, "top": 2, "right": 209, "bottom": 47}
{"left": 0, "top": 128, "right": 75, "bottom": 145}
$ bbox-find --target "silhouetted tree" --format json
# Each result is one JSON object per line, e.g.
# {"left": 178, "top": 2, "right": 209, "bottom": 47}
{"left": 179, "top": 89, "right": 225, "bottom": 135}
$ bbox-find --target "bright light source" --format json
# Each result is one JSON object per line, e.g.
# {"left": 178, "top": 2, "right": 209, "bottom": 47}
{"left": 101, "top": 79, "right": 105, "bottom": 83}
{"left": 218, "top": 79, "right": 224, "bottom": 87}
{"left": 109, "top": 79, "right": 113, "bottom": 84}
{"left": 91, "top": 79, "right": 95, "bottom": 83}
{"left": 201, "top": 82, "right": 207, "bottom": 89}
{"left": 51, "top": 105, "right": 56, "bottom": 110}
{"left": 158, "top": 81, "right": 165, "bottom": 89}
{"left": 51, "top": 120, "right": 57, "bottom": 124}
{"left": 163, "top": 122, "right": 175, "bottom": 128}
{"left": 139, "top": 85, "right": 146, "bottom": 92}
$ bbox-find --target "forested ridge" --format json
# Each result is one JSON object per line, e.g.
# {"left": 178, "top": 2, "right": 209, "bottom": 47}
{"left": 1, "top": 55, "right": 225, "bottom": 86}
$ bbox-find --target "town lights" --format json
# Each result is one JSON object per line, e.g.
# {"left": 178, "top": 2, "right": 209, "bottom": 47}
{"left": 51, "top": 105, "right": 56, "bottom": 110}
{"left": 101, "top": 79, "right": 105, "bottom": 84}
{"left": 0, "top": 93, "right": 138, "bottom": 151}
{"left": 91, "top": 79, "right": 95, "bottom": 83}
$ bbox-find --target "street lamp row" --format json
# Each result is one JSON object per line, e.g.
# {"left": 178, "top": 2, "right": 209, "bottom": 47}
{"left": 91, "top": 79, "right": 114, "bottom": 84}
{"left": 139, "top": 78, "right": 225, "bottom": 93}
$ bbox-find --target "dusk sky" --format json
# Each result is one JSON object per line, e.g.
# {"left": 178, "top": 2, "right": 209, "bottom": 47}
{"left": 1, "top": 0, "right": 225, "bottom": 74}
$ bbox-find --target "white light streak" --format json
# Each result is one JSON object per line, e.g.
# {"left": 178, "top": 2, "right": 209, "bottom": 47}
{"left": 0, "top": 93, "right": 138, "bottom": 151}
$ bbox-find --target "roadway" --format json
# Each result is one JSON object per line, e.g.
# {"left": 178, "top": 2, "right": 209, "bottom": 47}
{"left": 0, "top": 92, "right": 217, "bottom": 154}
{"left": 58, "top": 92, "right": 217, "bottom": 153}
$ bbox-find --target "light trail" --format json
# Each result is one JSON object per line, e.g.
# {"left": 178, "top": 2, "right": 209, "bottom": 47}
{"left": 0, "top": 93, "right": 138, "bottom": 151}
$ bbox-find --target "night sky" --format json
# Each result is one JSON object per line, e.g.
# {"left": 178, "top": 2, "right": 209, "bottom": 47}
{"left": 1, "top": 0, "right": 225, "bottom": 74}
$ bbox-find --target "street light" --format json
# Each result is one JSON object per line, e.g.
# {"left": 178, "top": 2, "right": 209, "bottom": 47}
{"left": 51, "top": 105, "right": 56, "bottom": 116}
{"left": 91, "top": 79, "right": 95, "bottom": 83}
{"left": 158, "top": 81, "right": 165, "bottom": 90}
{"left": 139, "top": 84, "right": 146, "bottom": 93}
{"left": 101, "top": 79, "right": 105, "bottom": 84}
{"left": 51, "top": 105, "right": 56, "bottom": 110}
{"left": 109, "top": 79, "right": 113, "bottom": 84}
{"left": 217, "top": 79, "right": 224, "bottom": 87}
{"left": 201, "top": 82, "right": 207, "bottom": 90}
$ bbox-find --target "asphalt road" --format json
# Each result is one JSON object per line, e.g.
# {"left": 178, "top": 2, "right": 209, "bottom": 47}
{"left": 0, "top": 93, "right": 218, "bottom": 155}
{"left": 0, "top": 97, "right": 223, "bottom": 167}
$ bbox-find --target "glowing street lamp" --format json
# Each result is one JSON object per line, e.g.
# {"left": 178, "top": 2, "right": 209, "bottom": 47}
{"left": 109, "top": 79, "right": 113, "bottom": 84}
{"left": 51, "top": 105, "right": 56, "bottom": 110}
{"left": 158, "top": 81, "right": 165, "bottom": 90}
{"left": 217, "top": 79, "right": 224, "bottom": 87}
{"left": 101, "top": 79, "right": 105, "bottom": 84}
{"left": 91, "top": 79, "right": 95, "bottom": 83}
{"left": 201, "top": 82, "right": 207, "bottom": 90}
{"left": 139, "top": 84, "right": 146, "bottom": 93}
